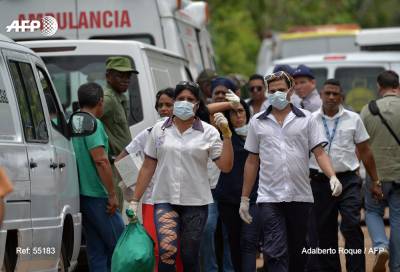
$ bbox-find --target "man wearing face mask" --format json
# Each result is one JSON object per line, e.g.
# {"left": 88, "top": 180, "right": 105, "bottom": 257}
{"left": 240, "top": 71, "right": 342, "bottom": 272}
{"left": 101, "top": 56, "right": 139, "bottom": 208}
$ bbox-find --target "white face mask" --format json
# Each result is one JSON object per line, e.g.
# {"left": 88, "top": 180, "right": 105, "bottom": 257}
{"left": 234, "top": 124, "right": 248, "bottom": 137}
{"left": 173, "top": 100, "right": 195, "bottom": 120}
{"left": 268, "top": 90, "right": 289, "bottom": 110}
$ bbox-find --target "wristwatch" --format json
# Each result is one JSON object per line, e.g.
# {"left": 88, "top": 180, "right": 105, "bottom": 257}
{"left": 373, "top": 180, "right": 382, "bottom": 187}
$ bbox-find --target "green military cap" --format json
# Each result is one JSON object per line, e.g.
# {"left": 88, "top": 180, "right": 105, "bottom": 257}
{"left": 106, "top": 56, "right": 139, "bottom": 74}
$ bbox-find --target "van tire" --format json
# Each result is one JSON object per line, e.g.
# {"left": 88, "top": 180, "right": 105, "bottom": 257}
{"left": 57, "top": 244, "right": 68, "bottom": 272}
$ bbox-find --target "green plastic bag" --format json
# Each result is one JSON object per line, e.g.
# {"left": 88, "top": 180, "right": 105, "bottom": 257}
{"left": 111, "top": 209, "right": 155, "bottom": 272}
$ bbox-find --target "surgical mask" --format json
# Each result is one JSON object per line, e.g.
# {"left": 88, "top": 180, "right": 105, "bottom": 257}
{"left": 268, "top": 91, "right": 289, "bottom": 110}
{"left": 235, "top": 124, "right": 248, "bottom": 137}
{"left": 173, "top": 100, "right": 195, "bottom": 120}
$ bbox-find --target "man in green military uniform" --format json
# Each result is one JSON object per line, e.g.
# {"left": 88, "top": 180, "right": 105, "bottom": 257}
{"left": 101, "top": 56, "right": 138, "bottom": 207}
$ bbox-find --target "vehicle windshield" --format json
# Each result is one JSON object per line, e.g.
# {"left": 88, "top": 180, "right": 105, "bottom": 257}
{"left": 335, "top": 67, "right": 384, "bottom": 112}
{"left": 42, "top": 55, "right": 143, "bottom": 125}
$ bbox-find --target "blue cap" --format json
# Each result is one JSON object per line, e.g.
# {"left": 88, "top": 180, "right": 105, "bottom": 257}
{"left": 292, "top": 64, "right": 314, "bottom": 79}
{"left": 211, "top": 77, "right": 237, "bottom": 93}
{"left": 273, "top": 64, "right": 295, "bottom": 76}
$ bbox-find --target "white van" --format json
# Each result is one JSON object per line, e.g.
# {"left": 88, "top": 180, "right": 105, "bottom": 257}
{"left": 272, "top": 52, "right": 400, "bottom": 112}
{"left": 20, "top": 39, "right": 191, "bottom": 137}
{"left": 0, "top": 34, "right": 97, "bottom": 271}
{"left": 1, "top": 0, "right": 215, "bottom": 79}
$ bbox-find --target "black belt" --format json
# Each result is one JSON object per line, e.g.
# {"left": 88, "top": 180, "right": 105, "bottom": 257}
{"left": 309, "top": 168, "right": 357, "bottom": 177}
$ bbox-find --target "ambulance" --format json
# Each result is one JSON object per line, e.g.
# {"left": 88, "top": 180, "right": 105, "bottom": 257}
{"left": 266, "top": 27, "right": 400, "bottom": 112}
{"left": 0, "top": 0, "right": 215, "bottom": 79}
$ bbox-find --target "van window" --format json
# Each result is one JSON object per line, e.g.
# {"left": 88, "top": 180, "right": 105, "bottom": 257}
{"left": 0, "top": 68, "right": 17, "bottom": 140}
{"left": 36, "top": 66, "right": 66, "bottom": 135}
{"left": 41, "top": 55, "right": 143, "bottom": 125}
{"left": 310, "top": 68, "right": 328, "bottom": 91}
{"left": 335, "top": 67, "right": 384, "bottom": 112}
{"left": 8, "top": 61, "right": 48, "bottom": 142}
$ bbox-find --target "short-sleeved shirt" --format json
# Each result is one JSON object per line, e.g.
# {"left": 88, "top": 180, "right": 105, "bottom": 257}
{"left": 72, "top": 118, "right": 109, "bottom": 198}
{"left": 245, "top": 105, "right": 326, "bottom": 203}
{"left": 145, "top": 117, "right": 223, "bottom": 205}
{"left": 309, "top": 106, "right": 370, "bottom": 173}
{"left": 100, "top": 84, "right": 131, "bottom": 156}
{"left": 291, "top": 89, "right": 322, "bottom": 112}
{"left": 360, "top": 95, "right": 400, "bottom": 181}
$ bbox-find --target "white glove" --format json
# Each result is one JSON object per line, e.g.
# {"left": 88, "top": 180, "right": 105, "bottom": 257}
{"left": 129, "top": 200, "right": 139, "bottom": 216}
{"left": 213, "top": 112, "right": 228, "bottom": 128}
{"left": 225, "top": 89, "right": 240, "bottom": 108}
{"left": 330, "top": 176, "right": 342, "bottom": 196}
{"left": 239, "top": 196, "right": 253, "bottom": 224}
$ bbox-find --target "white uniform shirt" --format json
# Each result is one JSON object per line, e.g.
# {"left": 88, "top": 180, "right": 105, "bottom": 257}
{"left": 245, "top": 105, "right": 327, "bottom": 203}
{"left": 125, "top": 127, "right": 154, "bottom": 204}
{"left": 309, "top": 106, "right": 370, "bottom": 173}
{"left": 145, "top": 117, "right": 223, "bottom": 205}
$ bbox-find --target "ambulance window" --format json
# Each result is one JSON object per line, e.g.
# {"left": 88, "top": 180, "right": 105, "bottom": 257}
{"left": 310, "top": 68, "right": 328, "bottom": 91}
{"left": 9, "top": 61, "right": 48, "bottom": 142}
{"left": 36, "top": 66, "right": 66, "bottom": 135}
{"left": 0, "top": 67, "right": 17, "bottom": 141}
{"left": 335, "top": 67, "right": 384, "bottom": 112}
{"left": 42, "top": 55, "right": 143, "bottom": 125}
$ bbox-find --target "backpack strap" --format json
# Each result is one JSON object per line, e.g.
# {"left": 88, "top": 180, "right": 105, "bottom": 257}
{"left": 368, "top": 100, "right": 400, "bottom": 145}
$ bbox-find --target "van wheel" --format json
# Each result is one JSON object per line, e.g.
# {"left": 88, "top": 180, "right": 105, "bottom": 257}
{"left": 57, "top": 244, "right": 68, "bottom": 272}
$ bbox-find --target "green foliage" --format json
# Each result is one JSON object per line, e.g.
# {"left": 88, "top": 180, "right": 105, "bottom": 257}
{"left": 207, "top": 0, "right": 400, "bottom": 76}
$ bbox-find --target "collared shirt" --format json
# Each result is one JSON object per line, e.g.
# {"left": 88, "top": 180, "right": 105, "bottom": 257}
{"left": 291, "top": 89, "right": 322, "bottom": 112}
{"left": 100, "top": 84, "right": 132, "bottom": 156}
{"left": 145, "top": 117, "right": 223, "bottom": 205}
{"left": 360, "top": 95, "right": 400, "bottom": 181}
{"left": 245, "top": 105, "right": 326, "bottom": 203}
{"left": 309, "top": 106, "right": 370, "bottom": 173}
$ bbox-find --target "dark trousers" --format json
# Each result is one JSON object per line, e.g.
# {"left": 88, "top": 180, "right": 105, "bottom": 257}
{"left": 154, "top": 203, "right": 208, "bottom": 272}
{"left": 80, "top": 195, "right": 125, "bottom": 272}
{"left": 259, "top": 202, "right": 312, "bottom": 272}
{"left": 218, "top": 202, "right": 262, "bottom": 272}
{"left": 307, "top": 170, "right": 365, "bottom": 272}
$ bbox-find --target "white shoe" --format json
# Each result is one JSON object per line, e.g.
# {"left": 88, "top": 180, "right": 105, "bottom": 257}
{"left": 373, "top": 248, "right": 389, "bottom": 272}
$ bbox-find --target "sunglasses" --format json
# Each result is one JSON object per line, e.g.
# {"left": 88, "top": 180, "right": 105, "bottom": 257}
{"left": 176, "top": 81, "right": 200, "bottom": 90}
{"left": 249, "top": 86, "right": 264, "bottom": 92}
{"left": 264, "top": 71, "right": 294, "bottom": 89}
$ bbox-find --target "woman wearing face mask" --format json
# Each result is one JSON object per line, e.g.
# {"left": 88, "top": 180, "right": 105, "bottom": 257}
{"left": 115, "top": 88, "right": 185, "bottom": 271}
{"left": 131, "top": 81, "right": 233, "bottom": 272}
{"left": 214, "top": 99, "right": 261, "bottom": 272}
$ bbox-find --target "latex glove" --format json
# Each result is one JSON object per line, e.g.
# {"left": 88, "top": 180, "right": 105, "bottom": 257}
{"left": 239, "top": 196, "right": 253, "bottom": 224}
{"left": 330, "top": 176, "right": 342, "bottom": 197}
{"left": 213, "top": 112, "right": 232, "bottom": 138}
{"left": 129, "top": 200, "right": 139, "bottom": 216}
{"left": 225, "top": 89, "right": 240, "bottom": 108}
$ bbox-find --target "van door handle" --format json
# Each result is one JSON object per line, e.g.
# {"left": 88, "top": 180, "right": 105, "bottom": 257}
{"left": 58, "top": 163, "right": 66, "bottom": 169}
{"left": 50, "top": 162, "right": 58, "bottom": 169}
{"left": 29, "top": 160, "right": 38, "bottom": 169}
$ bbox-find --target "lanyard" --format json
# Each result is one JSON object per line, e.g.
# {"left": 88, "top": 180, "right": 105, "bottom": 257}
{"left": 321, "top": 116, "right": 340, "bottom": 154}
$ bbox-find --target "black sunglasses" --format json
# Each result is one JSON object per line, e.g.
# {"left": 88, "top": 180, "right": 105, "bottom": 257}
{"left": 250, "top": 86, "right": 264, "bottom": 92}
{"left": 176, "top": 81, "right": 200, "bottom": 90}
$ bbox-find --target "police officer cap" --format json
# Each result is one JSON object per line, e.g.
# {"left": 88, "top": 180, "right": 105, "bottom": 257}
{"left": 106, "top": 56, "right": 139, "bottom": 74}
{"left": 292, "top": 64, "right": 314, "bottom": 79}
{"left": 273, "top": 64, "right": 295, "bottom": 76}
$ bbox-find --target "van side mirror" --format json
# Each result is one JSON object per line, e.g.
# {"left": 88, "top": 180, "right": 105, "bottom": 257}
{"left": 68, "top": 112, "right": 97, "bottom": 137}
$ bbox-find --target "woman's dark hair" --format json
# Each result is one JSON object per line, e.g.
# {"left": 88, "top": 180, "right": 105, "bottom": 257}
{"left": 174, "top": 81, "right": 201, "bottom": 101}
{"left": 78, "top": 82, "right": 104, "bottom": 108}
{"left": 155, "top": 87, "right": 174, "bottom": 111}
{"left": 224, "top": 98, "right": 251, "bottom": 134}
